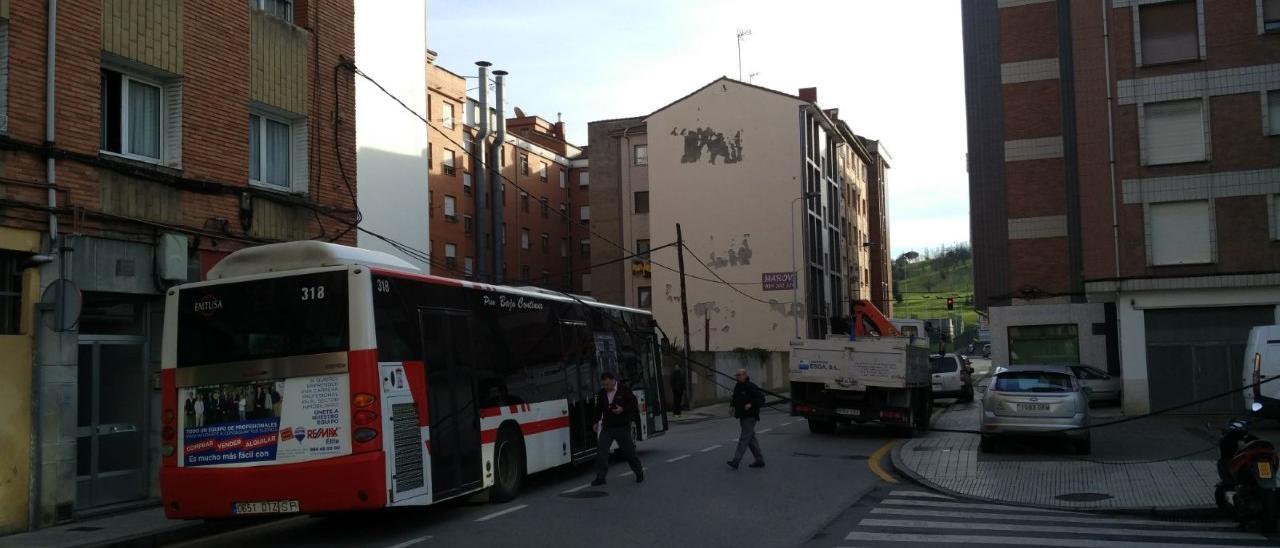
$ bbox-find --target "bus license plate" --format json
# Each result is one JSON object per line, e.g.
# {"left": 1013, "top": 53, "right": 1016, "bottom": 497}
{"left": 836, "top": 408, "right": 860, "bottom": 416}
{"left": 1259, "top": 462, "right": 1273, "bottom": 479}
{"left": 233, "top": 500, "right": 300, "bottom": 515}
{"left": 1017, "top": 403, "right": 1050, "bottom": 412}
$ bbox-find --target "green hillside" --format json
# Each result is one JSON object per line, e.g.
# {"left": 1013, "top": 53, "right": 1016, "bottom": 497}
{"left": 890, "top": 246, "right": 979, "bottom": 350}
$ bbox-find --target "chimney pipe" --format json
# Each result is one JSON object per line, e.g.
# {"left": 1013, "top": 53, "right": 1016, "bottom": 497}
{"left": 474, "top": 61, "right": 492, "bottom": 281}
{"left": 798, "top": 87, "right": 817, "bottom": 104}
{"left": 492, "top": 70, "right": 508, "bottom": 283}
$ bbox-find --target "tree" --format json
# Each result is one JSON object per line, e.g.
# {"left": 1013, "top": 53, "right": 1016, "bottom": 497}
{"left": 893, "top": 286, "right": 904, "bottom": 304}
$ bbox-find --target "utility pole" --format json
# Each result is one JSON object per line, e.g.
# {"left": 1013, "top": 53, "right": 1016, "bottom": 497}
{"left": 677, "top": 223, "right": 693, "bottom": 400}
{"left": 736, "top": 28, "right": 751, "bottom": 80}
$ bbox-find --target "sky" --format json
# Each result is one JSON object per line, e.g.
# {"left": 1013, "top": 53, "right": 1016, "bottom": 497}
{"left": 427, "top": 0, "right": 970, "bottom": 258}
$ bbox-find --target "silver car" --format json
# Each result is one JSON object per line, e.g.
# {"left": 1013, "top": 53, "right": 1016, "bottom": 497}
{"left": 980, "top": 364, "right": 1090, "bottom": 455}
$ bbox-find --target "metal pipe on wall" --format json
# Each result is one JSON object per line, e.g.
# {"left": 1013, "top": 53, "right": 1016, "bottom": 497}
{"left": 492, "top": 70, "right": 507, "bottom": 283}
{"left": 473, "top": 61, "right": 491, "bottom": 281}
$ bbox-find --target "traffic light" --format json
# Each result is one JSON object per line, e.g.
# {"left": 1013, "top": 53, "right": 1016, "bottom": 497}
{"left": 946, "top": 297, "right": 955, "bottom": 310}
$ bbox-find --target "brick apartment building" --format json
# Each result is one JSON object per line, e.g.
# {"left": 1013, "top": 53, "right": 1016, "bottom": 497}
{"left": 964, "top": 0, "right": 1280, "bottom": 414}
{"left": 426, "top": 56, "right": 589, "bottom": 292}
{"left": 0, "top": 0, "right": 371, "bottom": 533}
{"left": 586, "top": 79, "right": 892, "bottom": 403}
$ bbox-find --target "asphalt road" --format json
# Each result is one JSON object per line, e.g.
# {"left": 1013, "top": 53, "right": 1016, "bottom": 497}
{"left": 167, "top": 406, "right": 894, "bottom": 548}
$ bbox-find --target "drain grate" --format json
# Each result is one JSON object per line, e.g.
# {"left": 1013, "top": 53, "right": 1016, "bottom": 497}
{"left": 560, "top": 491, "right": 608, "bottom": 499}
{"left": 1055, "top": 492, "right": 1113, "bottom": 502}
{"left": 67, "top": 527, "right": 104, "bottom": 532}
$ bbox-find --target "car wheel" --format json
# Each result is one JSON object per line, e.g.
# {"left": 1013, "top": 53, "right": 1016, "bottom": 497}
{"left": 979, "top": 436, "right": 995, "bottom": 453}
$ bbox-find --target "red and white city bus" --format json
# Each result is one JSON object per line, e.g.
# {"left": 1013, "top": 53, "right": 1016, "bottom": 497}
{"left": 159, "top": 242, "right": 668, "bottom": 518}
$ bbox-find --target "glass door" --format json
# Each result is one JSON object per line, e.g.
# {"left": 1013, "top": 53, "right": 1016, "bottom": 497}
{"left": 76, "top": 338, "right": 148, "bottom": 509}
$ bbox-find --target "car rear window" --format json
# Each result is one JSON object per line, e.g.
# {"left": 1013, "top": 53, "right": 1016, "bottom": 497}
{"left": 930, "top": 356, "right": 958, "bottom": 373}
{"left": 993, "top": 372, "right": 1073, "bottom": 393}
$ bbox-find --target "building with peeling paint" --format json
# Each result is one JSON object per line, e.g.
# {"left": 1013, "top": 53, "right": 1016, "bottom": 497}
{"left": 587, "top": 78, "right": 890, "bottom": 400}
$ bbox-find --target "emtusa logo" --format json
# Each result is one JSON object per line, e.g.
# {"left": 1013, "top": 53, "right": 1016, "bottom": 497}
{"left": 194, "top": 294, "right": 223, "bottom": 316}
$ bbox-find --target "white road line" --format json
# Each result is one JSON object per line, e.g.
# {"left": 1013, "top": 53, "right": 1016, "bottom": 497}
{"left": 869, "top": 507, "right": 1239, "bottom": 529}
{"left": 782, "top": 421, "right": 794, "bottom": 426}
{"left": 385, "top": 536, "right": 432, "bottom": 548}
{"left": 857, "top": 519, "right": 1264, "bottom": 540}
{"left": 666, "top": 454, "right": 691, "bottom": 463}
{"left": 620, "top": 467, "right": 649, "bottom": 477}
{"left": 886, "top": 490, "right": 953, "bottom": 500}
{"left": 474, "top": 504, "right": 528, "bottom": 522}
{"left": 880, "top": 498, "right": 1093, "bottom": 515}
{"left": 759, "top": 428, "right": 773, "bottom": 433}
{"left": 698, "top": 444, "right": 722, "bottom": 453}
{"left": 559, "top": 483, "right": 591, "bottom": 494}
{"left": 844, "top": 531, "right": 1256, "bottom": 547}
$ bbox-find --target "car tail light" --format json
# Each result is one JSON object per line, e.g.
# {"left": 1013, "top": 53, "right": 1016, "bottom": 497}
{"left": 1254, "top": 353, "right": 1263, "bottom": 397}
{"left": 354, "top": 410, "right": 378, "bottom": 426}
{"left": 354, "top": 427, "right": 378, "bottom": 443}
{"left": 353, "top": 393, "right": 376, "bottom": 408}
{"left": 794, "top": 404, "right": 813, "bottom": 414}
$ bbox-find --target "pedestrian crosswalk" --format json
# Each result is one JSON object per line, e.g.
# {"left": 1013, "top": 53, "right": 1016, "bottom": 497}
{"left": 837, "top": 490, "right": 1277, "bottom": 547}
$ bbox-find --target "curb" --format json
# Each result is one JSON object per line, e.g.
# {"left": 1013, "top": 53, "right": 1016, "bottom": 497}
{"left": 889, "top": 441, "right": 1219, "bottom": 520}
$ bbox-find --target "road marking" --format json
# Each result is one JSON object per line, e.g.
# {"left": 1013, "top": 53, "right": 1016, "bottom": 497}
{"left": 887, "top": 490, "right": 953, "bottom": 500}
{"left": 857, "top": 519, "right": 1264, "bottom": 540}
{"left": 869, "top": 507, "right": 1240, "bottom": 529}
{"left": 880, "top": 498, "right": 1092, "bottom": 515}
{"left": 867, "top": 440, "right": 898, "bottom": 483}
{"left": 698, "top": 444, "right": 722, "bottom": 453}
{"left": 620, "top": 467, "right": 649, "bottom": 477}
{"left": 666, "top": 454, "right": 691, "bottom": 463}
{"left": 385, "top": 536, "right": 433, "bottom": 548}
{"left": 474, "top": 504, "right": 528, "bottom": 522}
{"left": 782, "top": 421, "right": 794, "bottom": 426}
{"left": 844, "top": 530, "right": 1256, "bottom": 547}
{"left": 759, "top": 428, "right": 773, "bottom": 433}
{"left": 560, "top": 483, "right": 591, "bottom": 494}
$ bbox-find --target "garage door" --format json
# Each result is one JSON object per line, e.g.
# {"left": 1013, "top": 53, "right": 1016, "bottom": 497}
{"left": 1145, "top": 306, "right": 1274, "bottom": 414}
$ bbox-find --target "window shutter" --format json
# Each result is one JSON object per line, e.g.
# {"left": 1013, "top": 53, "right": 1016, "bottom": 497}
{"left": 1150, "top": 200, "right": 1211, "bottom": 265}
{"left": 292, "top": 119, "right": 309, "bottom": 193}
{"left": 1144, "top": 99, "right": 1204, "bottom": 165}
{"left": 163, "top": 79, "right": 183, "bottom": 168}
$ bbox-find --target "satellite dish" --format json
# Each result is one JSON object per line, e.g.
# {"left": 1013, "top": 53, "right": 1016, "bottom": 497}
{"left": 40, "top": 279, "right": 82, "bottom": 332}
{"left": 513, "top": 107, "right": 526, "bottom": 118}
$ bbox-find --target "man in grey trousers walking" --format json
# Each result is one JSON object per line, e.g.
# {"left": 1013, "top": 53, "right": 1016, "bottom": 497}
{"left": 727, "top": 369, "right": 765, "bottom": 469}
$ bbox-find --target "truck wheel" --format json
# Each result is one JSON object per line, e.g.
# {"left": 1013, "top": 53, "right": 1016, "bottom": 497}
{"left": 807, "top": 418, "right": 836, "bottom": 434}
{"left": 489, "top": 426, "right": 525, "bottom": 503}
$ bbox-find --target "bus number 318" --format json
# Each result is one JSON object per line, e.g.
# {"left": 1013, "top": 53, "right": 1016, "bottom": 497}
{"left": 300, "top": 286, "right": 326, "bottom": 301}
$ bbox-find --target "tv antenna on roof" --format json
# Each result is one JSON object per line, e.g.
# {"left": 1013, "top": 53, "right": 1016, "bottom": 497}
{"left": 736, "top": 28, "right": 752, "bottom": 81}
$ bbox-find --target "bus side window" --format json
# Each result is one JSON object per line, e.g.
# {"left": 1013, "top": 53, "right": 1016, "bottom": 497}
{"left": 372, "top": 276, "right": 421, "bottom": 362}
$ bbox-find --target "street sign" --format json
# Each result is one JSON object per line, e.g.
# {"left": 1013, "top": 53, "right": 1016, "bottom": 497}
{"left": 761, "top": 272, "right": 795, "bottom": 291}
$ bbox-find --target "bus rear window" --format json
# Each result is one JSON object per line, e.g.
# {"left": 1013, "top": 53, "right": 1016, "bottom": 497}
{"left": 177, "top": 270, "right": 349, "bottom": 367}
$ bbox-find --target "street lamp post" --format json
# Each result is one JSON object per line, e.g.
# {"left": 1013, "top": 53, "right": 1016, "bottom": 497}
{"left": 791, "top": 192, "right": 820, "bottom": 340}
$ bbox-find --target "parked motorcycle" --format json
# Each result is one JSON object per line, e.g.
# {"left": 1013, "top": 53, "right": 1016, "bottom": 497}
{"left": 1215, "top": 404, "right": 1279, "bottom": 533}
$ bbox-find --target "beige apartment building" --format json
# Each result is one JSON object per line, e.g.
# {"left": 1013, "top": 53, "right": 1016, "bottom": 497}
{"left": 587, "top": 78, "right": 891, "bottom": 402}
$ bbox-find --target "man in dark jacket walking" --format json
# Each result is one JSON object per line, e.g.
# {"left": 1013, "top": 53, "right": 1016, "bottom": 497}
{"left": 670, "top": 366, "right": 686, "bottom": 416}
{"left": 591, "top": 372, "right": 644, "bottom": 486}
{"left": 727, "top": 369, "right": 765, "bottom": 469}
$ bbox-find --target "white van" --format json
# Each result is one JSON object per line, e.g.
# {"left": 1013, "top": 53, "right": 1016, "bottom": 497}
{"left": 1244, "top": 325, "right": 1280, "bottom": 418}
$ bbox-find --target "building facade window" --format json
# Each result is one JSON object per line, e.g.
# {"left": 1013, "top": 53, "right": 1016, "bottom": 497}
{"left": 580, "top": 239, "right": 591, "bottom": 258}
{"left": 444, "top": 195, "right": 457, "bottom": 220}
{"left": 248, "top": 111, "right": 295, "bottom": 189}
{"left": 463, "top": 172, "right": 472, "bottom": 193}
{"left": 1268, "top": 91, "right": 1280, "bottom": 136}
{"left": 251, "top": 0, "right": 293, "bottom": 23}
{"left": 521, "top": 265, "right": 530, "bottom": 281}
{"left": 0, "top": 252, "right": 22, "bottom": 335}
{"left": 442, "top": 101, "right": 455, "bottom": 129}
{"left": 1143, "top": 99, "right": 1205, "bottom": 165}
{"left": 444, "top": 243, "right": 457, "bottom": 270}
{"left": 520, "top": 153, "right": 530, "bottom": 175}
{"left": 540, "top": 197, "right": 549, "bottom": 218}
{"left": 1149, "top": 200, "right": 1212, "bottom": 265}
{"left": 636, "top": 239, "right": 650, "bottom": 259}
{"left": 442, "top": 149, "right": 456, "bottom": 175}
{"left": 1138, "top": 0, "right": 1200, "bottom": 65}
{"left": 579, "top": 205, "right": 590, "bottom": 223}
{"left": 1265, "top": 0, "right": 1280, "bottom": 33}
{"left": 102, "top": 68, "right": 170, "bottom": 163}
{"left": 539, "top": 161, "right": 548, "bottom": 183}
{"left": 579, "top": 172, "right": 589, "bottom": 187}
{"left": 637, "top": 286, "right": 652, "bottom": 309}
{"left": 540, "top": 233, "right": 549, "bottom": 253}
{"left": 521, "top": 191, "right": 529, "bottom": 212}
{"left": 634, "top": 191, "right": 650, "bottom": 214}
{"left": 633, "top": 144, "right": 648, "bottom": 166}
{"left": 463, "top": 215, "right": 473, "bottom": 235}
{"left": 581, "top": 273, "right": 592, "bottom": 293}
{"left": 559, "top": 170, "right": 566, "bottom": 188}
{"left": 560, "top": 238, "right": 569, "bottom": 258}
{"left": 521, "top": 228, "right": 530, "bottom": 250}
{"left": 464, "top": 257, "right": 474, "bottom": 278}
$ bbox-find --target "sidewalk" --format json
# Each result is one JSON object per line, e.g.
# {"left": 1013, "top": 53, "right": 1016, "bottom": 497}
{"left": 0, "top": 506, "right": 252, "bottom": 548}
{"left": 892, "top": 398, "right": 1280, "bottom": 516}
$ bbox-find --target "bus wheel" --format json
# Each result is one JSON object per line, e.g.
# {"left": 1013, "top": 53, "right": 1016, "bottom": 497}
{"left": 490, "top": 427, "right": 525, "bottom": 503}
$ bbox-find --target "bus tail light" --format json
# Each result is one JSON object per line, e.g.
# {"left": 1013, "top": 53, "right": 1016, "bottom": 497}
{"left": 353, "top": 393, "right": 376, "bottom": 408}
{"left": 354, "top": 427, "right": 378, "bottom": 443}
{"left": 354, "top": 410, "right": 378, "bottom": 426}
{"left": 1254, "top": 353, "right": 1263, "bottom": 397}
